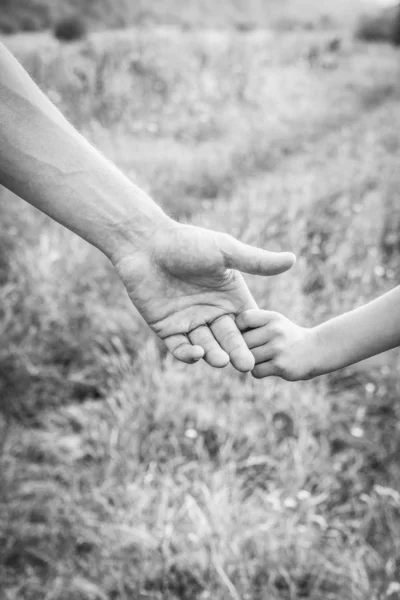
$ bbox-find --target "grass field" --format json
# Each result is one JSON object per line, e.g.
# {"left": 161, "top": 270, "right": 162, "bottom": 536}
{"left": 2, "top": 2, "right": 400, "bottom": 599}
{"left": 0, "top": 0, "right": 366, "bottom": 34}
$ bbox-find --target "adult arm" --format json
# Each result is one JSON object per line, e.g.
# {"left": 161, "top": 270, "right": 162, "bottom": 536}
{"left": 0, "top": 42, "right": 295, "bottom": 372}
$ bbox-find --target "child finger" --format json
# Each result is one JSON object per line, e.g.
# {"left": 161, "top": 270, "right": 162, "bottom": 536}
{"left": 236, "top": 309, "right": 276, "bottom": 331}
{"left": 243, "top": 323, "right": 279, "bottom": 349}
{"left": 252, "top": 344, "right": 276, "bottom": 364}
{"left": 252, "top": 361, "right": 279, "bottom": 379}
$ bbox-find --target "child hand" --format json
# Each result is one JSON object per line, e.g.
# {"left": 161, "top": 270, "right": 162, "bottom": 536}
{"left": 236, "top": 309, "right": 320, "bottom": 381}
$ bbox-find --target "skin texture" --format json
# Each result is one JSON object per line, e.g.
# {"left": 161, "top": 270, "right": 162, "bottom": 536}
{"left": 237, "top": 286, "right": 400, "bottom": 380}
{"left": 0, "top": 42, "right": 296, "bottom": 372}
{"left": 237, "top": 310, "right": 317, "bottom": 380}
{"left": 115, "top": 223, "right": 295, "bottom": 371}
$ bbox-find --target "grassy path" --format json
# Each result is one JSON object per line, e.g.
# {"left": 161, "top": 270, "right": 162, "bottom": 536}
{"left": 1, "top": 25, "right": 400, "bottom": 600}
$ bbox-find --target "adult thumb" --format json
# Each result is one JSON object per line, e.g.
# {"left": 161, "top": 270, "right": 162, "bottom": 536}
{"left": 220, "top": 234, "right": 296, "bottom": 276}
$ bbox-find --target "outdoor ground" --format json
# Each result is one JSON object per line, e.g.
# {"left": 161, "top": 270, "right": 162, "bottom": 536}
{"left": 1, "top": 1, "right": 400, "bottom": 599}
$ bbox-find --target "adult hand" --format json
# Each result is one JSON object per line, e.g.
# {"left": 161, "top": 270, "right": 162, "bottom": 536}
{"left": 114, "top": 222, "right": 295, "bottom": 372}
{"left": 0, "top": 43, "right": 294, "bottom": 371}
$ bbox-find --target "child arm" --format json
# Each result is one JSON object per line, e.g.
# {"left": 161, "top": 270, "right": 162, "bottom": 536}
{"left": 236, "top": 286, "right": 400, "bottom": 380}
{"left": 310, "top": 285, "right": 400, "bottom": 375}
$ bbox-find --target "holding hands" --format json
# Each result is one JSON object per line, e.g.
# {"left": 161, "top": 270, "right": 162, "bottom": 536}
{"left": 114, "top": 223, "right": 296, "bottom": 373}
{"left": 0, "top": 43, "right": 297, "bottom": 375}
{"left": 238, "top": 283, "right": 400, "bottom": 381}
{"left": 237, "top": 310, "right": 319, "bottom": 381}
{"left": 4, "top": 41, "right": 400, "bottom": 383}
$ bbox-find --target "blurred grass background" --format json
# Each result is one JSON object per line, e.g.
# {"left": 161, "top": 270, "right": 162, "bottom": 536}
{"left": 1, "top": 1, "right": 400, "bottom": 599}
{"left": 0, "top": 0, "right": 368, "bottom": 33}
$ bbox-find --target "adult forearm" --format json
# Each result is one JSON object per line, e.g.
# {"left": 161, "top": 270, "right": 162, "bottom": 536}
{"left": 0, "top": 43, "right": 170, "bottom": 263}
{"left": 313, "top": 286, "right": 400, "bottom": 375}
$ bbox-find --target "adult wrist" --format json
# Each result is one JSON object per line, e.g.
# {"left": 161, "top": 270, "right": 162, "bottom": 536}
{"left": 102, "top": 190, "right": 175, "bottom": 266}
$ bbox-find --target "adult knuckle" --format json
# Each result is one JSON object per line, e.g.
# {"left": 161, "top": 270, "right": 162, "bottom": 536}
{"left": 269, "top": 323, "right": 282, "bottom": 337}
{"left": 223, "top": 329, "right": 239, "bottom": 344}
